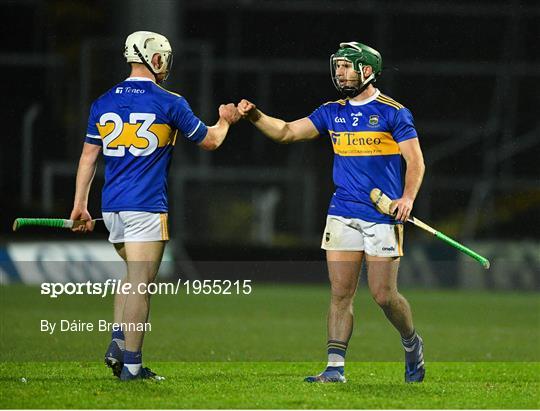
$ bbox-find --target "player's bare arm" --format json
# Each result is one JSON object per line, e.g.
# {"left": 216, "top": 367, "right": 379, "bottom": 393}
{"left": 390, "top": 138, "right": 425, "bottom": 222}
{"left": 70, "top": 142, "right": 101, "bottom": 233}
{"left": 199, "top": 103, "right": 241, "bottom": 150}
{"left": 237, "top": 99, "right": 319, "bottom": 144}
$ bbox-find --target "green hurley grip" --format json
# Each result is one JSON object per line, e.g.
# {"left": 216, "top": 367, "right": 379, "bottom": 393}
{"left": 435, "top": 231, "right": 491, "bottom": 269}
{"left": 13, "top": 218, "right": 68, "bottom": 231}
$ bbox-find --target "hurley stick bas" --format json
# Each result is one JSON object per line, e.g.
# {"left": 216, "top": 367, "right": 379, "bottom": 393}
{"left": 12, "top": 218, "right": 103, "bottom": 232}
{"left": 370, "top": 188, "right": 490, "bottom": 270}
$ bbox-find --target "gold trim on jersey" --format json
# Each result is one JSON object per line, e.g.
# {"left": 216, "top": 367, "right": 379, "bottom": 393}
{"left": 155, "top": 83, "right": 182, "bottom": 97}
{"left": 97, "top": 123, "right": 176, "bottom": 148}
{"left": 323, "top": 98, "right": 349, "bottom": 106}
{"left": 376, "top": 94, "right": 404, "bottom": 110}
{"left": 379, "top": 93, "right": 404, "bottom": 106}
{"left": 329, "top": 131, "right": 400, "bottom": 156}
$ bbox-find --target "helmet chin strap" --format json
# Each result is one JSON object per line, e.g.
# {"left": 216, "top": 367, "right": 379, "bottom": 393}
{"left": 340, "top": 79, "right": 373, "bottom": 97}
{"left": 340, "top": 66, "right": 375, "bottom": 98}
{"left": 133, "top": 44, "right": 162, "bottom": 83}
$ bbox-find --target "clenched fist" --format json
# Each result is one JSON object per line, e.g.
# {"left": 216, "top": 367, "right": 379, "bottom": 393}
{"left": 237, "top": 99, "right": 260, "bottom": 122}
{"left": 389, "top": 196, "right": 414, "bottom": 222}
{"left": 219, "top": 103, "right": 241, "bottom": 125}
{"left": 69, "top": 208, "right": 94, "bottom": 233}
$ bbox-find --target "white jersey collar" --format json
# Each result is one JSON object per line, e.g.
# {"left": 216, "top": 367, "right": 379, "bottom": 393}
{"left": 125, "top": 77, "right": 155, "bottom": 82}
{"left": 348, "top": 88, "right": 380, "bottom": 106}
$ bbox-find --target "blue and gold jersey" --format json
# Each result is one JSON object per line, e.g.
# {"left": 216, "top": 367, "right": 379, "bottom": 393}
{"left": 308, "top": 89, "right": 418, "bottom": 223}
{"left": 85, "top": 77, "right": 208, "bottom": 213}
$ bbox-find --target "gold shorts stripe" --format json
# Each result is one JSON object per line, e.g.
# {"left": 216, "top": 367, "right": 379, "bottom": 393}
{"left": 394, "top": 224, "right": 404, "bottom": 256}
{"left": 160, "top": 214, "right": 169, "bottom": 241}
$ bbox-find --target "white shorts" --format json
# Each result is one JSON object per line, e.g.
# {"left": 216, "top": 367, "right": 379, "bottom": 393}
{"left": 321, "top": 215, "right": 403, "bottom": 257}
{"left": 102, "top": 211, "right": 169, "bottom": 243}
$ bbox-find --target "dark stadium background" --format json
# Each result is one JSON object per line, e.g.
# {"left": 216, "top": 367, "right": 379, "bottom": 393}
{"left": 1, "top": 0, "right": 538, "bottom": 287}
{"left": 1, "top": 4, "right": 539, "bottom": 408}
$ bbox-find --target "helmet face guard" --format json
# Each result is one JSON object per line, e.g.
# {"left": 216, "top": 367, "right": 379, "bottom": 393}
{"left": 330, "top": 42, "right": 382, "bottom": 98}
{"left": 125, "top": 31, "right": 173, "bottom": 83}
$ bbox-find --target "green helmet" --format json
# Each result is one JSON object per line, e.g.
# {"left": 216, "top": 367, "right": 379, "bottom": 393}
{"left": 330, "top": 42, "right": 383, "bottom": 97}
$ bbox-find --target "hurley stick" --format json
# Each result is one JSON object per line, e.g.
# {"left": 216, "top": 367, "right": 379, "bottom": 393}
{"left": 370, "top": 188, "right": 490, "bottom": 269}
{"left": 12, "top": 218, "right": 103, "bottom": 232}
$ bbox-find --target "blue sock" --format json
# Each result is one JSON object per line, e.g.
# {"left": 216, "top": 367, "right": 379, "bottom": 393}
{"left": 124, "top": 350, "right": 142, "bottom": 375}
{"left": 111, "top": 330, "right": 125, "bottom": 351}
{"left": 112, "top": 330, "right": 124, "bottom": 341}
{"left": 402, "top": 330, "right": 418, "bottom": 349}
{"left": 402, "top": 330, "right": 419, "bottom": 364}
{"left": 326, "top": 340, "right": 347, "bottom": 374}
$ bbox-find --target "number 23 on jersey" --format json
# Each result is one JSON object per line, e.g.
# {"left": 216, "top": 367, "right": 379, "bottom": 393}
{"left": 98, "top": 112, "right": 173, "bottom": 157}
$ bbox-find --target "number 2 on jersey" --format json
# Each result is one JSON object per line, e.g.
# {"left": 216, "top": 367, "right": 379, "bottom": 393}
{"left": 100, "top": 112, "right": 158, "bottom": 157}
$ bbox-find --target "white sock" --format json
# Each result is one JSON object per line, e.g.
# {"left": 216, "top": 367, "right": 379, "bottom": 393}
{"left": 327, "top": 353, "right": 345, "bottom": 368}
{"left": 125, "top": 363, "right": 142, "bottom": 375}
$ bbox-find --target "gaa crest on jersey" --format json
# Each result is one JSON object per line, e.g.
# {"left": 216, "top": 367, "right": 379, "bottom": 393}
{"left": 368, "top": 115, "right": 379, "bottom": 127}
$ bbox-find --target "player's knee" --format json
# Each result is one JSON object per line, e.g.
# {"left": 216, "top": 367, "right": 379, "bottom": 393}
{"left": 371, "top": 289, "right": 395, "bottom": 308}
{"left": 330, "top": 287, "right": 355, "bottom": 307}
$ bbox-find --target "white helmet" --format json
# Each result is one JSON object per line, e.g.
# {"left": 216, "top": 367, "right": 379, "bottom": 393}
{"left": 124, "top": 31, "right": 173, "bottom": 82}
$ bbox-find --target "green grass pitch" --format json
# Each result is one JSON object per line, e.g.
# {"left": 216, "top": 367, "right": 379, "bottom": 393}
{"left": 1, "top": 284, "right": 539, "bottom": 408}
